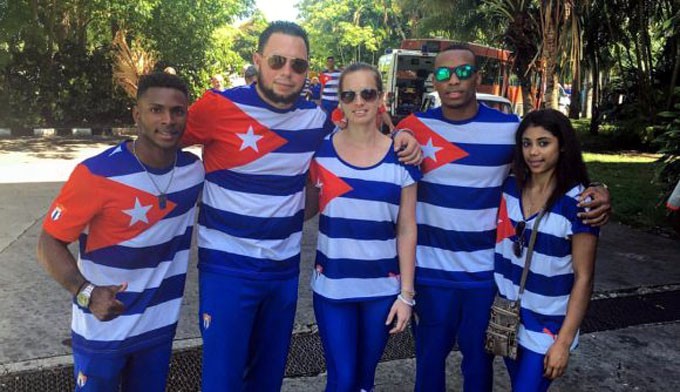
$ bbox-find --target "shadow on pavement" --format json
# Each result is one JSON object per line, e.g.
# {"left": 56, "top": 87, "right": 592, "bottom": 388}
{"left": 0, "top": 136, "right": 128, "bottom": 160}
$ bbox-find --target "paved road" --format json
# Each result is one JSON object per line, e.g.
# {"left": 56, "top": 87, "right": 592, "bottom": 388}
{"left": 1, "top": 136, "right": 680, "bottom": 391}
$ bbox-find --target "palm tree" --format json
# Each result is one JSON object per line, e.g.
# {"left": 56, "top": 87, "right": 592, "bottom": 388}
{"left": 112, "top": 30, "right": 157, "bottom": 98}
{"left": 482, "top": 0, "right": 541, "bottom": 114}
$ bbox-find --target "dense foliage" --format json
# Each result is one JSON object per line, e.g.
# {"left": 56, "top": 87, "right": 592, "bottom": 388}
{"left": 0, "top": 0, "right": 254, "bottom": 128}
{"left": 1, "top": 0, "right": 678, "bottom": 194}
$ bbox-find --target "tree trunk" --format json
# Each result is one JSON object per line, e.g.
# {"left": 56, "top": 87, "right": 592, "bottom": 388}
{"left": 633, "top": 29, "right": 650, "bottom": 116}
{"left": 667, "top": 38, "right": 680, "bottom": 110}
{"left": 589, "top": 56, "right": 600, "bottom": 135}
{"left": 519, "top": 71, "right": 534, "bottom": 115}
{"left": 569, "top": 70, "right": 581, "bottom": 119}
{"left": 541, "top": 0, "right": 560, "bottom": 109}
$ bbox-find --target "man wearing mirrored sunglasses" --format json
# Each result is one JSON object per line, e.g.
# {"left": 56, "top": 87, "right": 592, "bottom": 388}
{"left": 397, "top": 44, "right": 611, "bottom": 392}
{"left": 182, "top": 21, "right": 422, "bottom": 392}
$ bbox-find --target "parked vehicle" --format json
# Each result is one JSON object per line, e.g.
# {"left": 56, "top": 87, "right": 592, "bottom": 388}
{"left": 378, "top": 39, "right": 516, "bottom": 123}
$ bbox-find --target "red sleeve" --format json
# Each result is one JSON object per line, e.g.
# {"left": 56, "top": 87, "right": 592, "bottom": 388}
{"left": 183, "top": 90, "right": 221, "bottom": 147}
{"left": 43, "top": 164, "right": 102, "bottom": 243}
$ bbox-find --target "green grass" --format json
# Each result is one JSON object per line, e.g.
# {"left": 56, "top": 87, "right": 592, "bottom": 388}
{"left": 583, "top": 152, "right": 670, "bottom": 232}
{"left": 568, "top": 118, "right": 673, "bottom": 233}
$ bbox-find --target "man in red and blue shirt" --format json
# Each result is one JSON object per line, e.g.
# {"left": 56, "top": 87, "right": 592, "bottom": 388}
{"left": 320, "top": 55, "right": 342, "bottom": 113}
{"left": 37, "top": 73, "right": 204, "bottom": 392}
{"left": 183, "top": 21, "right": 422, "bottom": 392}
{"left": 397, "top": 45, "right": 610, "bottom": 392}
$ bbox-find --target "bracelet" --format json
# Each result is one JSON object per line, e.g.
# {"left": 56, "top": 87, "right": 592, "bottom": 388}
{"left": 397, "top": 294, "right": 416, "bottom": 306}
{"left": 390, "top": 128, "right": 414, "bottom": 139}
{"left": 401, "top": 288, "right": 416, "bottom": 298}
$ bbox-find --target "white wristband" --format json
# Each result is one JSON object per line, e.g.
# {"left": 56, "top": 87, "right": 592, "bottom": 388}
{"left": 390, "top": 128, "right": 414, "bottom": 139}
{"left": 397, "top": 293, "right": 415, "bottom": 306}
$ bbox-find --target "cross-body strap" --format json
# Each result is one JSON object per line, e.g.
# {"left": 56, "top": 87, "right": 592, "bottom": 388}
{"left": 517, "top": 209, "right": 548, "bottom": 303}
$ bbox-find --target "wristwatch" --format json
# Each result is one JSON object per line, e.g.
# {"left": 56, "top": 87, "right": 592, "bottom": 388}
{"left": 76, "top": 283, "right": 95, "bottom": 309}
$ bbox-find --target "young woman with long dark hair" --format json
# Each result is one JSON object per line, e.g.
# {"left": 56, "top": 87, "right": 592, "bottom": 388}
{"left": 494, "top": 109, "right": 599, "bottom": 391}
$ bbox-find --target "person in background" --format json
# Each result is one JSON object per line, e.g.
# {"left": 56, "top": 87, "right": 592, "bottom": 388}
{"left": 210, "top": 74, "right": 226, "bottom": 91}
{"left": 667, "top": 179, "right": 680, "bottom": 235}
{"left": 301, "top": 77, "right": 311, "bottom": 99}
{"left": 320, "top": 55, "right": 342, "bottom": 113}
{"left": 309, "top": 76, "right": 322, "bottom": 105}
{"left": 494, "top": 109, "right": 599, "bottom": 391}
{"left": 36, "top": 72, "right": 203, "bottom": 392}
{"left": 306, "top": 62, "right": 420, "bottom": 392}
{"left": 244, "top": 65, "right": 258, "bottom": 86}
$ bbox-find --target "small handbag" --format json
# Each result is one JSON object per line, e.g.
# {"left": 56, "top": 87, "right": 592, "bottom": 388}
{"left": 485, "top": 209, "right": 547, "bottom": 360}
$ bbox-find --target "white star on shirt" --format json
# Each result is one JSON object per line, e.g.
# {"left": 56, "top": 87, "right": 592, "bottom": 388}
{"left": 122, "top": 197, "right": 152, "bottom": 226}
{"left": 315, "top": 179, "right": 324, "bottom": 194}
{"left": 237, "top": 126, "right": 264, "bottom": 152}
{"left": 421, "top": 138, "right": 443, "bottom": 161}
{"left": 108, "top": 145, "right": 123, "bottom": 156}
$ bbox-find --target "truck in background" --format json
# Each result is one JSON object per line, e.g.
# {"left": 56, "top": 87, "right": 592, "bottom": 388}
{"left": 378, "top": 38, "right": 520, "bottom": 123}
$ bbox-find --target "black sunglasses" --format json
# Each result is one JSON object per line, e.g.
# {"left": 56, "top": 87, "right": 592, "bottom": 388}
{"left": 264, "top": 54, "right": 309, "bottom": 74}
{"left": 513, "top": 221, "right": 527, "bottom": 258}
{"left": 434, "top": 64, "right": 477, "bottom": 82}
{"left": 339, "top": 88, "right": 379, "bottom": 104}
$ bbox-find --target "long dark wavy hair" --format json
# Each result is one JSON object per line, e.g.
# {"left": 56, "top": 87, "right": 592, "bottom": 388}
{"left": 512, "top": 109, "right": 591, "bottom": 210}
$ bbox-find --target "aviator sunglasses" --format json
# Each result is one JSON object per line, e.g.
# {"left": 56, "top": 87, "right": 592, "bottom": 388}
{"left": 434, "top": 64, "right": 477, "bottom": 82}
{"left": 264, "top": 54, "right": 309, "bottom": 74}
{"left": 513, "top": 220, "right": 527, "bottom": 257}
{"left": 339, "top": 88, "right": 380, "bottom": 104}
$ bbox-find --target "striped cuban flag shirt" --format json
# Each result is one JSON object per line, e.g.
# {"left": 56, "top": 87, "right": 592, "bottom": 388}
{"left": 309, "top": 133, "right": 421, "bottom": 301}
{"left": 184, "top": 84, "right": 334, "bottom": 280}
{"left": 320, "top": 69, "right": 342, "bottom": 103}
{"left": 396, "top": 104, "right": 519, "bottom": 288}
{"left": 494, "top": 177, "right": 599, "bottom": 354}
{"left": 43, "top": 143, "right": 204, "bottom": 355}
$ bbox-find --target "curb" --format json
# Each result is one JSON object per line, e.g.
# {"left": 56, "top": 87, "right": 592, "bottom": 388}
{"left": 0, "top": 127, "right": 137, "bottom": 138}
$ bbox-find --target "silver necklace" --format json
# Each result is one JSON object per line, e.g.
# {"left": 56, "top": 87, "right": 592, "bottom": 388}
{"left": 132, "top": 139, "right": 177, "bottom": 209}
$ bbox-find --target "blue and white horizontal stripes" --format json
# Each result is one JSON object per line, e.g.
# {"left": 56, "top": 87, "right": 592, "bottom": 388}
{"left": 311, "top": 134, "right": 421, "bottom": 301}
{"left": 414, "top": 105, "right": 518, "bottom": 288}
{"left": 72, "top": 147, "right": 203, "bottom": 355}
{"left": 494, "top": 178, "right": 599, "bottom": 354}
{"left": 189, "top": 86, "right": 333, "bottom": 280}
{"left": 321, "top": 70, "right": 341, "bottom": 102}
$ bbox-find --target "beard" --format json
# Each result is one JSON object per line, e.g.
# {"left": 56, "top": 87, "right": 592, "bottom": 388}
{"left": 257, "top": 75, "right": 302, "bottom": 106}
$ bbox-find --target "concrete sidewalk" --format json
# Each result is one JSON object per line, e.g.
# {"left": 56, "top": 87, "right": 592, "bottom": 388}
{"left": 1, "top": 136, "right": 679, "bottom": 391}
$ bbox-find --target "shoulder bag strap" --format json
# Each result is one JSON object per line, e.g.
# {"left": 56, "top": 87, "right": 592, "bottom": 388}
{"left": 517, "top": 208, "right": 548, "bottom": 303}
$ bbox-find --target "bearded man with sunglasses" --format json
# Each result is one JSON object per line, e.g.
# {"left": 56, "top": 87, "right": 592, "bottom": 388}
{"left": 396, "top": 45, "right": 611, "bottom": 391}
{"left": 182, "top": 21, "right": 422, "bottom": 392}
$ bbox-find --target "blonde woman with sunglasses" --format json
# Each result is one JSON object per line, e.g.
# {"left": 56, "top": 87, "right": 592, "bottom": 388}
{"left": 306, "top": 62, "right": 421, "bottom": 392}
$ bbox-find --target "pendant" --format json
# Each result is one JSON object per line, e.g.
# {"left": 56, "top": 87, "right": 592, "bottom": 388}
{"left": 158, "top": 194, "right": 167, "bottom": 209}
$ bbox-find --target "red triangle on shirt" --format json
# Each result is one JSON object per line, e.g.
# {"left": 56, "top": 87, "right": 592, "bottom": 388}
{"left": 85, "top": 178, "right": 176, "bottom": 253}
{"left": 196, "top": 94, "right": 289, "bottom": 172}
{"left": 398, "top": 114, "right": 468, "bottom": 174}
{"left": 496, "top": 195, "right": 515, "bottom": 244}
{"left": 309, "top": 160, "right": 353, "bottom": 213}
{"left": 319, "top": 73, "right": 332, "bottom": 87}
